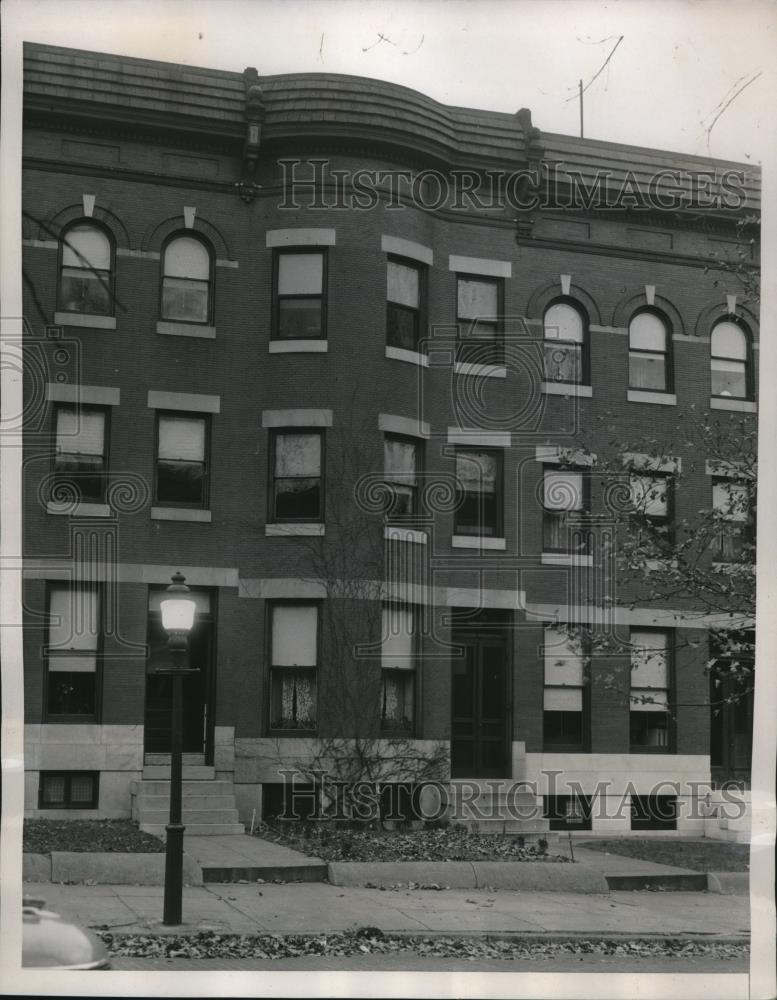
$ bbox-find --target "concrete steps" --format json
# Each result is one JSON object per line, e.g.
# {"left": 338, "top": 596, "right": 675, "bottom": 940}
{"left": 132, "top": 776, "right": 245, "bottom": 837}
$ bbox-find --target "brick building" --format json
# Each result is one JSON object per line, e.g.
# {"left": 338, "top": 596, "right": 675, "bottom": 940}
{"left": 21, "top": 43, "right": 758, "bottom": 837}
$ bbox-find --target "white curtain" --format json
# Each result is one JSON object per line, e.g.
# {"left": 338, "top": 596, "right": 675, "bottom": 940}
{"left": 387, "top": 261, "right": 419, "bottom": 308}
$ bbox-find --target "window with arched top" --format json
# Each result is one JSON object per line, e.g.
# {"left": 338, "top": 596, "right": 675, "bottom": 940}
{"left": 543, "top": 300, "right": 588, "bottom": 384}
{"left": 58, "top": 222, "right": 114, "bottom": 316}
{"left": 628, "top": 310, "right": 671, "bottom": 392}
{"left": 711, "top": 319, "right": 751, "bottom": 399}
{"left": 161, "top": 235, "right": 213, "bottom": 323}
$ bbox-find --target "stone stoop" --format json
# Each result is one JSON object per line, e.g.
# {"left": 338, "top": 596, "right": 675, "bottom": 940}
{"left": 445, "top": 779, "right": 552, "bottom": 842}
{"left": 132, "top": 765, "right": 245, "bottom": 836}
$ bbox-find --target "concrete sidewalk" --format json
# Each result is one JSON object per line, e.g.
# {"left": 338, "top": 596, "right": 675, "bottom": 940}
{"left": 25, "top": 880, "right": 750, "bottom": 939}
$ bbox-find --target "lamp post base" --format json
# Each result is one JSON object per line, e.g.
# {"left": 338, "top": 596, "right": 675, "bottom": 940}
{"left": 162, "top": 822, "right": 186, "bottom": 925}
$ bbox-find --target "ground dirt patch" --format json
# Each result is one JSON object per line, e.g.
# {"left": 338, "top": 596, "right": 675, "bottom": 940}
{"left": 579, "top": 838, "right": 749, "bottom": 872}
{"left": 23, "top": 819, "right": 164, "bottom": 854}
{"left": 256, "top": 824, "right": 568, "bottom": 863}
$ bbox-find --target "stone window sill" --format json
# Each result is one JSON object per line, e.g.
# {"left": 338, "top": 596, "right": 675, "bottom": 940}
{"left": 54, "top": 312, "right": 116, "bottom": 330}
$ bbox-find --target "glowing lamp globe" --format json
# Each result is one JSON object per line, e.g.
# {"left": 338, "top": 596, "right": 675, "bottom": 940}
{"left": 160, "top": 572, "right": 196, "bottom": 635}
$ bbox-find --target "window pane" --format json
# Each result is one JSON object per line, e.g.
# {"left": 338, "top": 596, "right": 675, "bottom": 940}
{"left": 544, "top": 687, "right": 583, "bottom": 711}
{"left": 458, "top": 279, "right": 498, "bottom": 320}
{"left": 275, "top": 434, "right": 321, "bottom": 477}
{"left": 713, "top": 481, "right": 749, "bottom": 521}
{"left": 543, "top": 470, "right": 584, "bottom": 511}
{"left": 47, "top": 672, "right": 96, "bottom": 715}
{"left": 278, "top": 253, "right": 323, "bottom": 295}
{"left": 382, "top": 670, "right": 414, "bottom": 728}
{"left": 544, "top": 710, "right": 583, "bottom": 744}
{"left": 271, "top": 668, "right": 317, "bottom": 729}
{"left": 59, "top": 270, "right": 112, "bottom": 315}
{"left": 629, "top": 312, "right": 667, "bottom": 352}
{"left": 42, "top": 775, "right": 66, "bottom": 804}
{"left": 158, "top": 416, "right": 205, "bottom": 462}
{"left": 56, "top": 408, "right": 105, "bottom": 457}
{"left": 278, "top": 299, "right": 323, "bottom": 339}
{"left": 544, "top": 303, "right": 583, "bottom": 343}
{"left": 386, "top": 304, "right": 419, "bottom": 350}
{"left": 712, "top": 321, "right": 747, "bottom": 361}
{"left": 162, "top": 278, "right": 209, "bottom": 322}
{"left": 387, "top": 261, "right": 419, "bottom": 308}
{"left": 456, "top": 450, "right": 497, "bottom": 491}
{"left": 49, "top": 586, "right": 99, "bottom": 651}
{"left": 157, "top": 461, "right": 205, "bottom": 505}
{"left": 385, "top": 439, "right": 416, "bottom": 479}
{"left": 544, "top": 627, "right": 584, "bottom": 685}
{"left": 272, "top": 605, "right": 318, "bottom": 666}
{"left": 629, "top": 352, "right": 667, "bottom": 390}
{"left": 69, "top": 774, "right": 96, "bottom": 803}
{"left": 164, "top": 237, "right": 209, "bottom": 280}
{"left": 382, "top": 605, "right": 414, "bottom": 668}
{"left": 62, "top": 226, "right": 111, "bottom": 270}
{"left": 711, "top": 359, "right": 747, "bottom": 398}
{"left": 631, "top": 475, "right": 668, "bottom": 518}
{"left": 543, "top": 341, "right": 582, "bottom": 383}
{"left": 630, "top": 631, "right": 668, "bottom": 688}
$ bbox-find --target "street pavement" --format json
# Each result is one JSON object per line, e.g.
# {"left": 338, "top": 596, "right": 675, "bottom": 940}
{"left": 25, "top": 879, "right": 750, "bottom": 938}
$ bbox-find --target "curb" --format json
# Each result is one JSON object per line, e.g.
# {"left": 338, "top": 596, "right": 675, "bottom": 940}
{"left": 23, "top": 852, "right": 203, "bottom": 886}
{"left": 201, "top": 862, "right": 327, "bottom": 884}
{"left": 706, "top": 872, "right": 750, "bottom": 896}
{"left": 327, "top": 861, "right": 608, "bottom": 893}
{"left": 605, "top": 873, "right": 708, "bottom": 892}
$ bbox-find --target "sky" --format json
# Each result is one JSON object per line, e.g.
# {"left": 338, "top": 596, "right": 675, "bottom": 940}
{"left": 3, "top": 0, "right": 776, "bottom": 164}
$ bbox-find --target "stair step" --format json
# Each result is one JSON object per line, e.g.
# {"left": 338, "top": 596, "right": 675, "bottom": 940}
{"left": 142, "top": 765, "right": 215, "bottom": 780}
{"left": 134, "top": 794, "right": 238, "bottom": 810}
{"left": 132, "top": 779, "right": 234, "bottom": 795}
{"left": 139, "top": 809, "right": 240, "bottom": 825}
{"left": 140, "top": 822, "right": 246, "bottom": 837}
{"left": 451, "top": 819, "right": 550, "bottom": 834}
{"left": 144, "top": 753, "right": 206, "bottom": 766}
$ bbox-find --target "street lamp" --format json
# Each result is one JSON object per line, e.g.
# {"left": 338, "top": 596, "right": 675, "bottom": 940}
{"left": 158, "top": 572, "right": 197, "bottom": 926}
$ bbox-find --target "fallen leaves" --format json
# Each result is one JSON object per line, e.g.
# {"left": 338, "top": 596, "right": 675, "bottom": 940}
{"left": 23, "top": 819, "right": 165, "bottom": 854}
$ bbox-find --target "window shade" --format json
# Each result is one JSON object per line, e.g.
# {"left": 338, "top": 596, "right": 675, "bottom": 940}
{"left": 278, "top": 253, "right": 323, "bottom": 295}
{"left": 381, "top": 605, "right": 414, "bottom": 669}
{"left": 630, "top": 631, "right": 668, "bottom": 688}
{"left": 385, "top": 439, "right": 416, "bottom": 479}
{"left": 713, "top": 481, "right": 749, "bottom": 521}
{"left": 543, "top": 470, "right": 584, "bottom": 511}
{"left": 630, "top": 688, "right": 669, "bottom": 712}
{"left": 56, "top": 408, "right": 105, "bottom": 456}
{"left": 62, "top": 226, "right": 111, "bottom": 270}
{"left": 712, "top": 322, "right": 747, "bottom": 360}
{"left": 387, "top": 261, "right": 419, "bottom": 308}
{"left": 49, "top": 586, "right": 99, "bottom": 651}
{"left": 275, "top": 433, "right": 321, "bottom": 477}
{"left": 458, "top": 279, "right": 497, "bottom": 320}
{"left": 158, "top": 416, "right": 206, "bottom": 462}
{"left": 456, "top": 451, "right": 497, "bottom": 491}
{"left": 543, "top": 627, "right": 585, "bottom": 686}
{"left": 630, "top": 475, "right": 668, "bottom": 517}
{"left": 544, "top": 687, "right": 583, "bottom": 711}
{"left": 272, "top": 605, "right": 318, "bottom": 666}
{"left": 629, "top": 313, "right": 667, "bottom": 352}
{"left": 164, "top": 237, "right": 209, "bottom": 280}
{"left": 544, "top": 303, "right": 583, "bottom": 343}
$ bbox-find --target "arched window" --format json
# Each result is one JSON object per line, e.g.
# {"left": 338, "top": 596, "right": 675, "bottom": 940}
{"left": 628, "top": 310, "right": 671, "bottom": 392}
{"left": 543, "top": 300, "right": 588, "bottom": 384}
{"left": 58, "top": 223, "right": 113, "bottom": 316}
{"left": 711, "top": 319, "right": 751, "bottom": 399}
{"left": 161, "top": 235, "right": 213, "bottom": 323}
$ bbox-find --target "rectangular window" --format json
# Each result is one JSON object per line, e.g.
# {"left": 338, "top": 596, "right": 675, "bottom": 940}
{"left": 271, "top": 430, "right": 324, "bottom": 522}
{"left": 543, "top": 626, "right": 587, "bottom": 749}
{"left": 630, "top": 794, "right": 677, "bottom": 830}
{"left": 386, "top": 258, "right": 424, "bottom": 352}
{"left": 381, "top": 604, "right": 416, "bottom": 734}
{"left": 542, "top": 468, "right": 590, "bottom": 553}
{"left": 630, "top": 473, "right": 673, "bottom": 543}
{"left": 155, "top": 412, "right": 209, "bottom": 507}
{"left": 457, "top": 276, "right": 501, "bottom": 364}
{"left": 454, "top": 448, "right": 502, "bottom": 536}
{"left": 269, "top": 604, "right": 318, "bottom": 732}
{"left": 53, "top": 405, "right": 108, "bottom": 502}
{"left": 46, "top": 584, "right": 100, "bottom": 720}
{"left": 38, "top": 771, "right": 99, "bottom": 809}
{"left": 630, "top": 629, "right": 671, "bottom": 750}
{"left": 384, "top": 435, "right": 420, "bottom": 520}
{"left": 543, "top": 794, "right": 593, "bottom": 831}
{"left": 274, "top": 250, "right": 326, "bottom": 339}
{"left": 712, "top": 478, "right": 753, "bottom": 562}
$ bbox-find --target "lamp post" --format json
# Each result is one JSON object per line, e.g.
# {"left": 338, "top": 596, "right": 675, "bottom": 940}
{"left": 158, "top": 572, "right": 197, "bottom": 926}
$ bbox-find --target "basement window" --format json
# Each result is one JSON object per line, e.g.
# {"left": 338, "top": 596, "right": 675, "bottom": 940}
{"left": 39, "top": 771, "right": 99, "bottom": 809}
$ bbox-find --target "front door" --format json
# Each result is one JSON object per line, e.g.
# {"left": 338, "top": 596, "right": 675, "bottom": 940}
{"left": 144, "top": 588, "right": 215, "bottom": 759}
{"left": 451, "top": 623, "right": 510, "bottom": 777}
{"left": 710, "top": 671, "right": 753, "bottom": 787}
